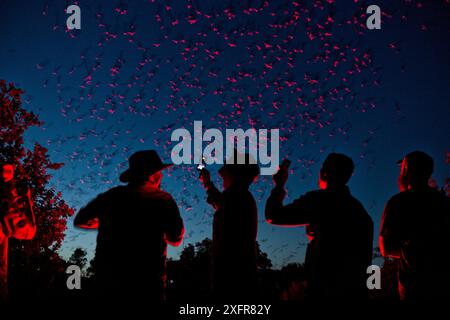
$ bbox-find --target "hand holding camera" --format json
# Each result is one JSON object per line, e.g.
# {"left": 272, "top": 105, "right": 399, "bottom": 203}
{"left": 273, "top": 159, "right": 291, "bottom": 188}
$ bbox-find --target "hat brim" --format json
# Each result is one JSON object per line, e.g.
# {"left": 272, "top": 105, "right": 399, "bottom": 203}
{"left": 119, "top": 164, "right": 173, "bottom": 183}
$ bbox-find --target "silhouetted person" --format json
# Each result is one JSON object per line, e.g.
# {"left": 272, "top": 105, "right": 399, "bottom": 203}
{"left": 74, "top": 150, "right": 184, "bottom": 303}
{"left": 266, "top": 153, "right": 373, "bottom": 300}
{"left": 380, "top": 151, "right": 450, "bottom": 301}
{"left": 200, "top": 151, "right": 260, "bottom": 300}
{"left": 0, "top": 163, "right": 36, "bottom": 302}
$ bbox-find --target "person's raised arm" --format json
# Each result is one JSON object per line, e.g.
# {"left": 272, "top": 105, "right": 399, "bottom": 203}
{"left": 265, "top": 163, "right": 314, "bottom": 226}
{"left": 265, "top": 188, "right": 315, "bottom": 226}
{"left": 199, "top": 169, "right": 223, "bottom": 211}
{"left": 74, "top": 193, "right": 107, "bottom": 229}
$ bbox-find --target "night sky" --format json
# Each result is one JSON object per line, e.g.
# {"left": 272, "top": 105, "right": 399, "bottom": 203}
{"left": 0, "top": 0, "right": 449, "bottom": 268}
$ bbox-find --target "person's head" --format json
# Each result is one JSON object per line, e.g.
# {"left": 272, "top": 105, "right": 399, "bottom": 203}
{"left": 119, "top": 150, "right": 171, "bottom": 188}
{"left": 398, "top": 151, "right": 433, "bottom": 191}
{"left": 319, "top": 153, "right": 354, "bottom": 189}
{"left": 125, "top": 169, "right": 164, "bottom": 189}
{"left": 1, "top": 164, "right": 15, "bottom": 183}
{"left": 219, "top": 150, "right": 260, "bottom": 189}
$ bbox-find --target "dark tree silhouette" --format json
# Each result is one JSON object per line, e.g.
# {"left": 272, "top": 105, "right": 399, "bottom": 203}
{"left": 166, "top": 238, "right": 274, "bottom": 300}
{"left": 167, "top": 238, "right": 213, "bottom": 300}
{"left": 68, "top": 248, "right": 88, "bottom": 273}
{"left": 278, "top": 263, "right": 307, "bottom": 300}
{"left": 85, "top": 257, "right": 96, "bottom": 278}
{"left": 1, "top": 80, "right": 74, "bottom": 300}
{"left": 256, "top": 242, "right": 273, "bottom": 271}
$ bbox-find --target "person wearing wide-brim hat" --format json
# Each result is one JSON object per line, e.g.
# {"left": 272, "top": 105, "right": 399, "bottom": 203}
{"left": 119, "top": 150, "right": 173, "bottom": 184}
{"left": 74, "top": 150, "right": 184, "bottom": 303}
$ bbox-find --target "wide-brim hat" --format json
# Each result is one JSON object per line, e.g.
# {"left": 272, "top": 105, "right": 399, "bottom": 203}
{"left": 119, "top": 150, "right": 172, "bottom": 183}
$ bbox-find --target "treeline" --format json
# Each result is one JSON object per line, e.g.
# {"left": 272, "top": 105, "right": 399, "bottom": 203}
{"left": 8, "top": 237, "right": 400, "bottom": 302}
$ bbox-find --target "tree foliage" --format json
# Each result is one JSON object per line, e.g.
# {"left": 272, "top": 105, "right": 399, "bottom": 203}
{"left": 68, "top": 248, "right": 88, "bottom": 272}
{"left": 1, "top": 80, "right": 74, "bottom": 299}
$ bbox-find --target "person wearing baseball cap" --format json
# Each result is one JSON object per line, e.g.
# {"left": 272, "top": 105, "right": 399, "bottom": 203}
{"left": 74, "top": 150, "right": 184, "bottom": 304}
{"left": 380, "top": 151, "right": 450, "bottom": 301}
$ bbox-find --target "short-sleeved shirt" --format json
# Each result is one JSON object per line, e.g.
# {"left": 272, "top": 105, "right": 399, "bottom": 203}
{"left": 75, "top": 183, "right": 184, "bottom": 301}
{"left": 266, "top": 186, "right": 374, "bottom": 298}
{"left": 380, "top": 187, "right": 450, "bottom": 298}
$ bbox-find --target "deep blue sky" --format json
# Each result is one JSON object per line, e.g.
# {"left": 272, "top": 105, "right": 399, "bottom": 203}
{"left": 1, "top": 0, "right": 449, "bottom": 268}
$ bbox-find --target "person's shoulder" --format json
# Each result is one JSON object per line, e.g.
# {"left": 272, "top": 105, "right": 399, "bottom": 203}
{"left": 288, "top": 189, "right": 324, "bottom": 205}
{"left": 150, "top": 189, "right": 176, "bottom": 203}
{"left": 427, "top": 187, "right": 448, "bottom": 199}
{"left": 105, "top": 185, "right": 127, "bottom": 194}
{"left": 225, "top": 187, "right": 254, "bottom": 200}
{"left": 427, "top": 188, "right": 450, "bottom": 207}
{"left": 349, "top": 193, "right": 369, "bottom": 210}
{"left": 99, "top": 185, "right": 128, "bottom": 198}
{"left": 222, "top": 187, "right": 257, "bottom": 209}
{"left": 346, "top": 193, "right": 373, "bottom": 223}
{"left": 387, "top": 190, "right": 411, "bottom": 205}
{"left": 387, "top": 188, "right": 446, "bottom": 204}
{"left": 304, "top": 189, "right": 322, "bottom": 196}
{"left": 303, "top": 189, "right": 326, "bottom": 200}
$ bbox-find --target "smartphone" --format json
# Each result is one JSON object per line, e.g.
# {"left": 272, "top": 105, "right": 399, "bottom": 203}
{"left": 197, "top": 156, "right": 206, "bottom": 171}
{"left": 280, "top": 159, "right": 291, "bottom": 170}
